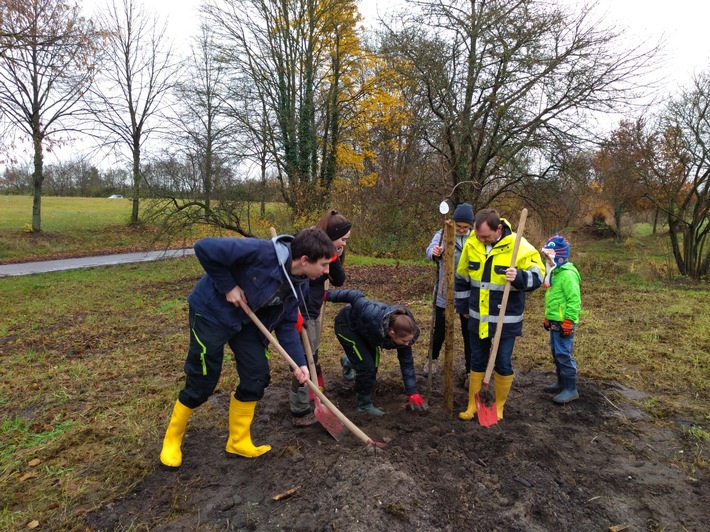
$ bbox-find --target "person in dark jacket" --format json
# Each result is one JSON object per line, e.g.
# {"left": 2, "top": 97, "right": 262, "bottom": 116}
{"left": 326, "top": 289, "right": 427, "bottom": 415}
{"left": 291, "top": 210, "right": 351, "bottom": 426}
{"left": 160, "top": 228, "right": 335, "bottom": 469}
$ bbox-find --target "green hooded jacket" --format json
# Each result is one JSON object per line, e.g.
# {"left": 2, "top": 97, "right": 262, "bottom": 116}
{"left": 544, "top": 262, "right": 581, "bottom": 323}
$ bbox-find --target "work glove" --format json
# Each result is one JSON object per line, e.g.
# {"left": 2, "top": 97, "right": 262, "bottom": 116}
{"left": 295, "top": 310, "right": 303, "bottom": 333}
{"left": 561, "top": 319, "right": 574, "bottom": 337}
{"left": 543, "top": 319, "right": 550, "bottom": 331}
{"left": 407, "top": 393, "right": 427, "bottom": 411}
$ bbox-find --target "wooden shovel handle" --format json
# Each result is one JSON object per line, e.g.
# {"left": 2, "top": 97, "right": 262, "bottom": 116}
{"left": 482, "top": 208, "right": 528, "bottom": 385}
{"left": 300, "top": 327, "right": 319, "bottom": 386}
{"left": 239, "top": 301, "right": 377, "bottom": 446}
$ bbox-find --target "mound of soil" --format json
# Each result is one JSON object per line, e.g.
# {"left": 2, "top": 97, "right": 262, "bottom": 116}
{"left": 84, "top": 266, "right": 708, "bottom": 531}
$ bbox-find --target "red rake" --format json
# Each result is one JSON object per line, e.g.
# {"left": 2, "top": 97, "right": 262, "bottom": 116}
{"left": 475, "top": 208, "right": 528, "bottom": 428}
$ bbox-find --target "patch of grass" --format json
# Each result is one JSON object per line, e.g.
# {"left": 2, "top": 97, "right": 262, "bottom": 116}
{"left": 0, "top": 196, "right": 288, "bottom": 263}
{"left": 688, "top": 425, "right": 709, "bottom": 441}
{"left": 0, "top": 209, "right": 708, "bottom": 528}
{"left": 348, "top": 255, "right": 428, "bottom": 267}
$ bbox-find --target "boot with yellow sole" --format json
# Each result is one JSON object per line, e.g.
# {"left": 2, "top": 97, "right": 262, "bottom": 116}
{"left": 493, "top": 372, "right": 514, "bottom": 420}
{"left": 458, "top": 371, "right": 485, "bottom": 420}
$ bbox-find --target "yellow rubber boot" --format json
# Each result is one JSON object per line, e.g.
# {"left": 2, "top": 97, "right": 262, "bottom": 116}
{"left": 160, "top": 400, "right": 194, "bottom": 468}
{"left": 225, "top": 396, "right": 272, "bottom": 458}
{"left": 458, "top": 372, "right": 485, "bottom": 420}
{"left": 493, "top": 372, "right": 514, "bottom": 420}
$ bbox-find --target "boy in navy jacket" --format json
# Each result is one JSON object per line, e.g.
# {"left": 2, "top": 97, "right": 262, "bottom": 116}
{"left": 160, "top": 227, "right": 335, "bottom": 468}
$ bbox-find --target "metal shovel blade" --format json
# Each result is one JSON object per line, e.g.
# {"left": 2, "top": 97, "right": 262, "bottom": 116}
{"left": 475, "top": 385, "right": 498, "bottom": 428}
{"left": 299, "top": 327, "right": 345, "bottom": 440}
{"left": 313, "top": 397, "right": 346, "bottom": 440}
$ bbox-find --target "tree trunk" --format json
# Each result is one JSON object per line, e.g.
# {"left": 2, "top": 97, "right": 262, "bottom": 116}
{"left": 131, "top": 139, "right": 140, "bottom": 224}
{"left": 31, "top": 127, "right": 44, "bottom": 232}
{"left": 614, "top": 207, "right": 623, "bottom": 241}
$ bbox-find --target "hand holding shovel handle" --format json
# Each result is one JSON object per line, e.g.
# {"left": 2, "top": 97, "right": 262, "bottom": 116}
{"left": 239, "top": 300, "right": 384, "bottom": 447}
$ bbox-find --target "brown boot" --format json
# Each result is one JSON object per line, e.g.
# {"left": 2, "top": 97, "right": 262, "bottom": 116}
{"left": 292, "top": 412, "right": 318, "bottom": 427}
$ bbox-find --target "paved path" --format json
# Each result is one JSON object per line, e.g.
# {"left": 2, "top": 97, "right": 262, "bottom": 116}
{"left": 0, "top": 249, "right": 195, "bottom": 277}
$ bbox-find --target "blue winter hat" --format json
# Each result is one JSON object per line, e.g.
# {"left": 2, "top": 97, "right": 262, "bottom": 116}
{"left": 542, "top": 234, "right": 570, "bottom": 266}
{"left": 452, "top": 203, "right": 474, "bottom": 225}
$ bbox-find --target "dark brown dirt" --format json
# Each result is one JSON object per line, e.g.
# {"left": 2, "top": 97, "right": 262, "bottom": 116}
{"left": 84, "top": 266, "right": 709, "bottom": 531}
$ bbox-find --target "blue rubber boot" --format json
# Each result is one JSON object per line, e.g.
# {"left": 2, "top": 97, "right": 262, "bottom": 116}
{"left": 552, "top": 377, "right": 579, "bottom": 404}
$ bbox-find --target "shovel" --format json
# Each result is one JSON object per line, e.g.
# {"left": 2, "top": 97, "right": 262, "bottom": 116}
{"left": 239, "top": 301, "right": 384, "bottom": 447}
{"left": 476, "top": 208, "right": 528, "bottom": 428}
{"left": 300, "top": 326, "right": 346, "bottom": 440}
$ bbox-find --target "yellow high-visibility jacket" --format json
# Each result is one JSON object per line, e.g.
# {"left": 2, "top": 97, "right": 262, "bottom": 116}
{"left": 454, "top": 218, "right": 545, "bottom": 339}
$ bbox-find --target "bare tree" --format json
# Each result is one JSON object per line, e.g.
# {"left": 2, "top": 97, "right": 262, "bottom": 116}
{"left": 90, "top": 0, "right": 178, "bottom": 224}
{"left": 382, "top": 0, "right": 660, "bottom": 209}
{"left": 152, "top": 25, "right": 253, "bottom": 236}
{"left": 642, "top": 73, "right": 710, "bottom": 279}
{"left": 0, "top": 0, "right": 100, "bottom": 231}
{"left": 203, "top": 0, "right": 364, "bottom": 216}
{"left": 0, "top": 0, "right": 32, "bottom": 53}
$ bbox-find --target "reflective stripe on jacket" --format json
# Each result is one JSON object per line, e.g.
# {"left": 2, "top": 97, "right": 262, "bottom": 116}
{"left": 454, "top": 218, "right": 545, "bottom": 339}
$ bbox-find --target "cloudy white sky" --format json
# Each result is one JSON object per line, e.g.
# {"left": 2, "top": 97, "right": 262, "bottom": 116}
{"left": 15, "top": 0, "right": 707, "bottom": 169}
{"left": 81, "top": 0, "right": 710, "bottom": 89}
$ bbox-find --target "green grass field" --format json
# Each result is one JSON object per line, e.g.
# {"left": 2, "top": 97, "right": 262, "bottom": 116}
{"left": 0, "top": 195, "right": 134, "bottom": 231}
{"left": 0, "top": 195, "right": 708, "bottom": 529}
{"left": 0, "top": 196, "right": 295, "bottom": 263}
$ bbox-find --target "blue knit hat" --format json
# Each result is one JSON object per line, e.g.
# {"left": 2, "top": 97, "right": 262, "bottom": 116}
{"left": 452, "top": 203, "right": 474, "bottom": 225}
{"left": 542, "top": 234, "right": 570, "bottom": 266}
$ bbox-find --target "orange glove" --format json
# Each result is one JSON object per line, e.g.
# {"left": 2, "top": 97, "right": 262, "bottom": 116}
{"left": 561, "top": 319, "right": 574, "bottom": 337}
{"left": 295, "top": 310, "right": 303, "bottom": 333}
{"left": 543, "top": 319, "right": 550, "bottom": 331}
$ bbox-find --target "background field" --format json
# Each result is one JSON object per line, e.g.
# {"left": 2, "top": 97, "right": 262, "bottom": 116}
{"left": 0, "top": 196, "right": 707, "bottom": 530}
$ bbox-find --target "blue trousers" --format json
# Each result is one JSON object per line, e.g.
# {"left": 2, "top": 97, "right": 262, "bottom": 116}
{"left": 549, "top": 324, "right": 577, "bottom": 379}
{"left": 468, "top": 333, "right": 516, "bottom": 376}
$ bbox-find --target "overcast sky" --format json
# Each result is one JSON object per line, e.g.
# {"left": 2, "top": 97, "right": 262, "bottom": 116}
{"left": 81, "top": 0, "right": 710, "bottom": 88}
{"left": 15, "top": 0, "right": 707, "bottom": 169}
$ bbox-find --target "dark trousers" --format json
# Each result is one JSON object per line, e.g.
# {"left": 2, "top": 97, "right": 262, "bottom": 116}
{"left": 334, "top": 315, "right": 378, "bottom": 397}
{"left": 178, "top": 307, "right": 271, "bottom": 408}
{"left": 432, "top": 306, "right": 472, "bottom": 372}
{"left": 469, "top": 333, "right": 516, "bottom": 376}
